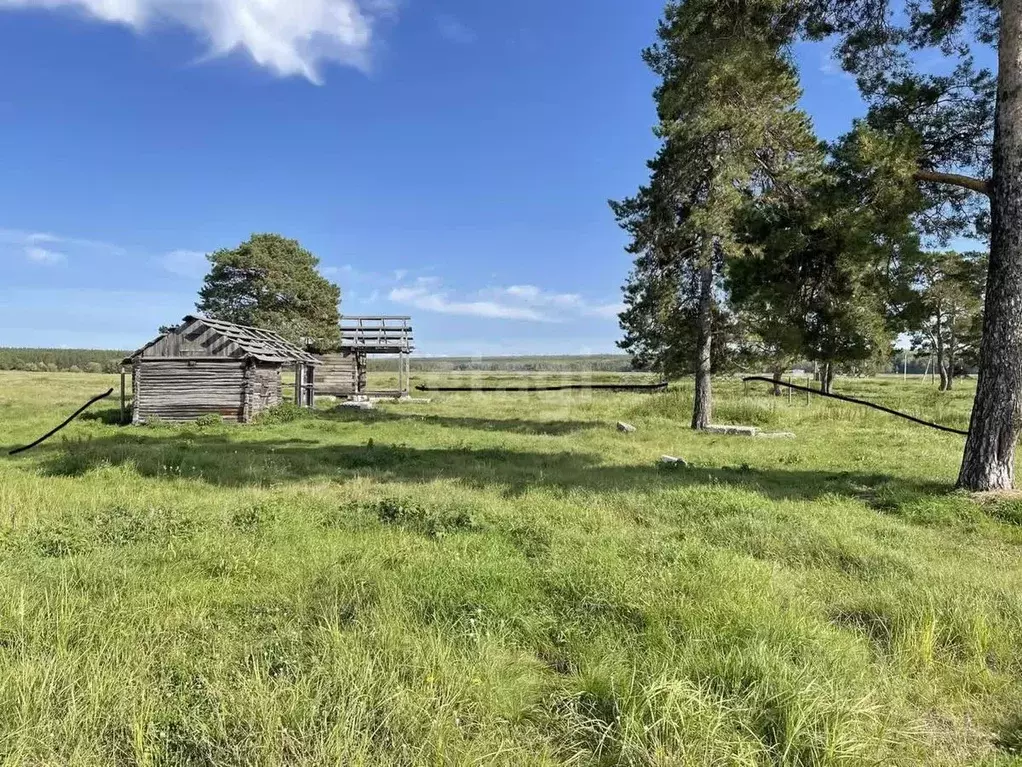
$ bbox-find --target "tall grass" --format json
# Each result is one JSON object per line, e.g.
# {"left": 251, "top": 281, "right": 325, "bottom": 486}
{"left": 0, "top": 371, "right": 1019, "bottom": 764}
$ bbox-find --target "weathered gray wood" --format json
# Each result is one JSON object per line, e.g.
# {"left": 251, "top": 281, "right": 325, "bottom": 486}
{"left": 128, "top": 315, "right": 319, "bottom": 365}
{"left": 340, "top": 316, "right": 413, "bottom": 353}
{"left": 316, "top": 353, "right": 359, "bottom": 395}
{"left": 119, "top": 369, "right": 126, "bottom": 425}
{"left": 304, "top": 364, "right": 316, "bottom": 408}
{"left": 132, "top": 361, "right": 140, "bottom": 424}
{"left": 133, "top": 359, "right": 251, "bottom": 423}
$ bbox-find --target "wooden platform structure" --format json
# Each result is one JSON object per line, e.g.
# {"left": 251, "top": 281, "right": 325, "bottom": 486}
{"left": 317, "top": 316, "right": 414, "bottom": 398}
{"left": 122, "top": 315, "right": 319, "bottom": 424}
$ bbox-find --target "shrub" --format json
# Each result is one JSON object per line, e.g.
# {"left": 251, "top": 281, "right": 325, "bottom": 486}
{"left": 195, "top": 413, "right": 223, "bottom": 428}
{"left": 84, "top": 362, "right": 103, "bottom": 374}
{"left": 374, "top": 497, "right": 481, "bottom": 540}
{"left": 256, "top": 402, "right": 312, "bottom": 425}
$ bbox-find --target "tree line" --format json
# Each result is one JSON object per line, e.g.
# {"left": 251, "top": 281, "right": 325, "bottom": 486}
{"left": 368, "top": 355, "right": 636, "bottom": 373}
{"left": 0, "top": 349, "right": 126, "bottom": 373}
{"left": 615, "top": 0, "right": 1013, "bottom": 491}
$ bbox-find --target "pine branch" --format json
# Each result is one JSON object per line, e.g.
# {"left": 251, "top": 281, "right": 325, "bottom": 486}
{"left": 913, "top": 168, "right": 991, "bottom": 196}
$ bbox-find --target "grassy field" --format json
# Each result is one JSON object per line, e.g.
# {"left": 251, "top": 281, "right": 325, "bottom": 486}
{"left": 1, "top": 370, "right": 1021, "bottom": 765}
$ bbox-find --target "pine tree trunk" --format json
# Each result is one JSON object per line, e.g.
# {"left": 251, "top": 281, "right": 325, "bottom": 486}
{"left": 947, "top": 319, "right": 957, "bottom": 392}
{"left": 936, "top": 326, "right": 949, "bottom": 392}
{"left": 772, "top": 368, "right": 783, "bottom": 396}
{"left": 821, "top": 363, "right": 834, "bottom": 395}
{"left": 958, "top": 0, "right": 1022, "bottom": 491}
{"left": 691, "top": 258, "right": 713, "bottom": 430}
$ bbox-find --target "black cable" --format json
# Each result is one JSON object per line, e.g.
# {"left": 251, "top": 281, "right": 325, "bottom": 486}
{"left": 742, "top": 376, "right": 968, "bottom": 435}
{"left": 8, "top": 388, "right": 114, "bottom": 456}
{"left": 416, "top": 382, "right": 669, "bottom": 392}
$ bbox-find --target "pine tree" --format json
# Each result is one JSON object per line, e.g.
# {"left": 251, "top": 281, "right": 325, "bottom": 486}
{"left": 612, "top": 0, "right": 818, "bottom": 429}
{"left": 906, "top": 251, "right": 987, "bottom": 391}
{"left": 731, "top": 170, "right": 908, "bottom": 394}
{"left": 197, "top": 233, "right": 342, "bottom": 352}
{"left": 806, "top": 0, "right": 1017, "bottom": 489}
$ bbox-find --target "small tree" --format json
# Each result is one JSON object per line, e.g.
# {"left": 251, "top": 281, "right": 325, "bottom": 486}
{"left": 732, "top": 195, "right": 897, "bottom": 395}
{"left": 906, "top": 251, "right": 986, "bottom": 390}
{"left": 197, "top": 234, "right": 341, "bottom": 351}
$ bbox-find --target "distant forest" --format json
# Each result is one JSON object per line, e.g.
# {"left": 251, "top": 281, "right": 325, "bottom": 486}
{"left": 0, "top": 349, "right": 635, "bottom": 374}
{"left": 0, "top": 348, "right": 128, "bottom": 373}
{"left": 0, "top": 348, "right": 945, "bottom": 376}
{"left": 370, "top": 354, "right": 636, "bottom": 373}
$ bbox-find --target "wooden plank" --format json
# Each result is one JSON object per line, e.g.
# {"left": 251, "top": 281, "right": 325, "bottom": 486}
{"left": 133, "top": 358, "right": 248, "bottom": 423}
{"left": 119, "top": 369, "right": 126, "bottom": 424}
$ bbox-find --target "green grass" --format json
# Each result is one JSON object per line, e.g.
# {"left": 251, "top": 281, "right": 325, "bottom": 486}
{"left": 1, "top": 370, "right": 1021, "bottom": 765}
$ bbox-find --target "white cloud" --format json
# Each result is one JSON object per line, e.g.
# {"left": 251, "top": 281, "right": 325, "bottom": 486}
{"left": 388, "top": 279, "right": 622, "bottom": 322}
{"left": 0, "top": 228, "right": 126, "bottom": 256}
{"left": 819, "top": 51, "right": 854, "bottom": 82}
{"left": 390, "top": 284, "right": 549, "bottom": 321}
{"left": 160, "top": 249, "right": 207, "bottom": 278}
{"left": 494, "top": 284, "right": 623, "bottom": 318}
{"left": 25, "top": 246, "right": 66, "bottom": 264}
{"left": 0, "top": 0, "right": 390, "bottom": 83}
{"left": 587, "top": 301, "right": 625, "bottom": 319}
{"left": 435, "top": 13, "right": 475, "bottom": 45}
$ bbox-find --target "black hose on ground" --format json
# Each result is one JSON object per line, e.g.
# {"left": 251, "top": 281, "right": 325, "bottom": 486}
{"left": 8, "top": 388, "right": 114, "bottom": 456}
{"left": 742, "top": 376, "right": 968, "bottom": 436}
{"left": 416, "top": 382, "right": 669, "bottom": 393}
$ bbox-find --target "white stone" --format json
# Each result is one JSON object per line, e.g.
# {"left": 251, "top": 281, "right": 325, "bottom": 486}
{"left": 661, "top": 455, "right": 688, "bottom": 467}
{"left": 617, "top": 422, "right": 637, "bottom": 433}
{"left": 340, "top": 400, "right": 375, "bottom": 410}
{"left": 703, "top": 424, "right": 759, "bottom": 437}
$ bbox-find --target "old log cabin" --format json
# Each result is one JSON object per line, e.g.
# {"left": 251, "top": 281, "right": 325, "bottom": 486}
{"left": 317, "top": 316, "right": 414, "bottom": 398}
{"left": 122, "top": 315, "right": 319, "bottom": 424}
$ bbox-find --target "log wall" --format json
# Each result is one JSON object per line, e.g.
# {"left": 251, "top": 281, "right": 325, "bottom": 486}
{"left": 132, "top": 359, "right": 257, "bottom": 423}
{"left": 251, "top": 362, "right": 283, "bottom": 415}
{"left": 316, "top": 353, "right": 365, "bottom": 395}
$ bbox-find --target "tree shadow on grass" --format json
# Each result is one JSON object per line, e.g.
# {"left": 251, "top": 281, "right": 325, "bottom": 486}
{"left": 79, "top": 406, "right": 127, "bottom": 426}
{"left": 76, "top": 404, "right": 607, "bottom": 437}
{"left": 317, "top": 406, "right": 606, "bottom": 436}
{"left": 14, "top": 430, "right": 950, "bottom": 504}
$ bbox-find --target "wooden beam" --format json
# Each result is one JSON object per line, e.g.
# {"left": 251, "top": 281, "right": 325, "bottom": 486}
{"left": 120, "top": 368, "right": 126, "bottom": 425}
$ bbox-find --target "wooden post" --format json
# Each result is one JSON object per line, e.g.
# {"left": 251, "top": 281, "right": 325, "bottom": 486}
{"left": 242, "top": 359, "right": 254, "bottom": 423}
{"left": 132, "top": 361, "right": 140, "bottom": 425}
{"left": 119, "top": 368, "right": 126, "bottom": 424}
{"left": 787, "top": 376, "right": 792, "bottom": 404}
{"left": 294, "top": 363, "right": 302, "bottom": 406}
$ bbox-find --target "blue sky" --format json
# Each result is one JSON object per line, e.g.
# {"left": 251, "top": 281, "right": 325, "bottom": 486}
{"left": 0, "top": 0, "right": 866, "bottom": 355}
